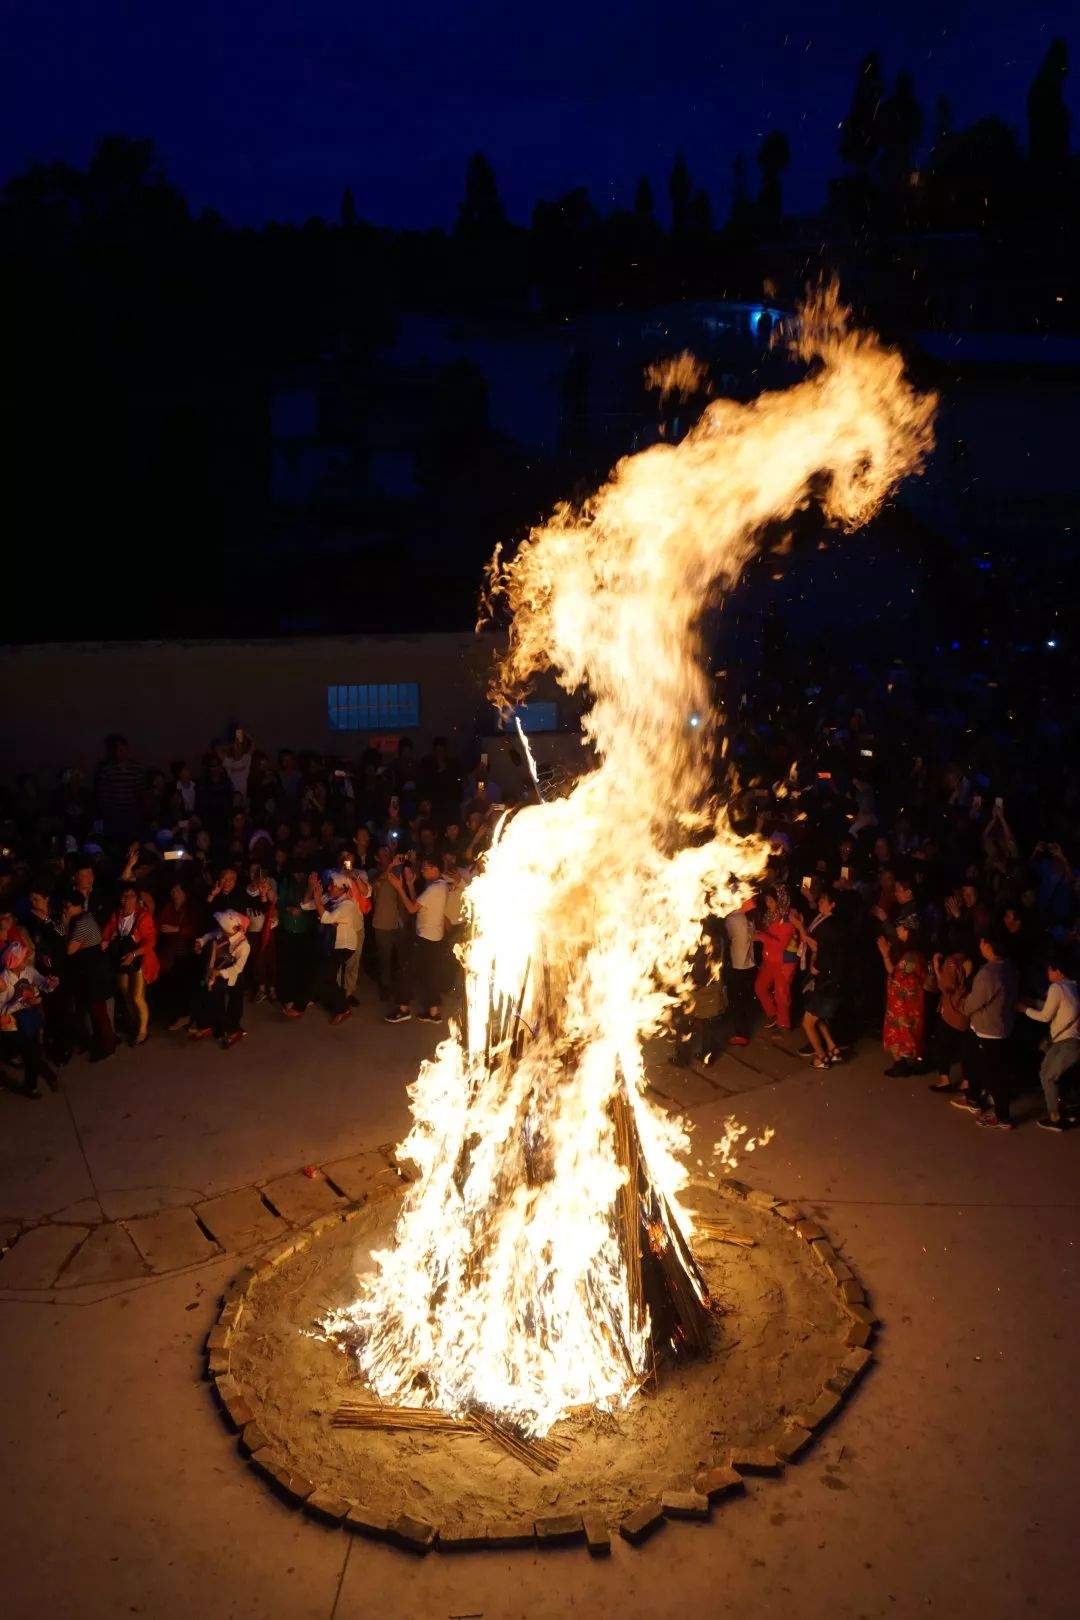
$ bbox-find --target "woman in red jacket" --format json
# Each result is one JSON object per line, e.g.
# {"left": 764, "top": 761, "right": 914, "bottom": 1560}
{"left": 102, "top": 884, "right": 159, "bottom": 1045}
{"left": 754, "top": 885, "right": 808, "bottom": 1032}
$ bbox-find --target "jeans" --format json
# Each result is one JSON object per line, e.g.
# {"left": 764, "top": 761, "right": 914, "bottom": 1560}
{"left": 414, "top": 936, "right": 445, "bottom": 1012}
{"left": 1039, "top": 1038, "right": 1080, "bottom": 1117}
{"left": 724, "top": 964, "right": 756, "bottom": 1039}
{"left": 192, "top": 978, "right": 244, "bottom": 1037}
{"left": 314, "top": 947, "right": 352, "bottom": 1016}
{"left": 375, "top": 929, "right": 410, "bottom": 1003}
{"left": 343, "top": 930, "right": 364, "bottom": 1000}
{"left": 967, "top": 1033, "right": 1012, "bottom": 1123}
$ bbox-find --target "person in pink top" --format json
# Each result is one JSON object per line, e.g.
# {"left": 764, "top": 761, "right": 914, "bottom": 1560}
{"left": 754, "top": 885, "right": 808, "bottom": 1032}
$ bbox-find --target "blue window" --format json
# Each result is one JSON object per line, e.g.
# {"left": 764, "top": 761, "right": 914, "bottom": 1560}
{"left": 327, "top": 683, "right": 420, "bottom": 732}
{"left": 510, "top": 700, "right": 558, "bottom": 733}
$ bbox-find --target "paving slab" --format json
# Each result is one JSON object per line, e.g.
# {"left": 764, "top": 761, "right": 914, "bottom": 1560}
{"left": 51, "top": 1198, "right": 105, "bottom": 1224}
{"left": 124, "top": 1206, "right": 221, "bottom": 1272}
{"left": 56, "top": 1222, "right": 147, "bottom": 1287}
{"left": 0, "top": 1223, "right": 89, "bottom": 1289}
{"left": 322, "top": 1150, "right": 404, "bottom": 1203}
{"left": 260, "top": 1170, "right": 347, "bottom": 1224}
{"left": 195, "top": 1187, "right": 288, "bottom": 1251}
{"left": 721, "top": 1040, "right": 801, "bottom": 1087}
{"left": 645, "top": 1061, "right": 725, "bottom": 1110}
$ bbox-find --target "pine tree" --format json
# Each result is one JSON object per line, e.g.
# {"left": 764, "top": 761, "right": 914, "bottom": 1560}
{"left": 1028, "top": 38, "right": 1070, "bottom": 175}
{"left": 669, "top": 152, "right": 692, "bottom": 236}
{"left": 880, "top": 70, "right": 923, "bottom": 184}
{"left": 634, "top": 175, "right": 655, "bottom": 224}
{"left": 840, "top": 52, "right": 887, "bottom": 173}
{"left": 757, "top": 131, "right": 790, "bottom": 227}
{"left": 456, "top": 152, "right": 507, "bottom": 239}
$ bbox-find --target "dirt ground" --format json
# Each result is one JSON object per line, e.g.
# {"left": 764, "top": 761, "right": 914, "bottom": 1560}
{"left": 229, "top": 1185, "right": 847, "bottom": 1530}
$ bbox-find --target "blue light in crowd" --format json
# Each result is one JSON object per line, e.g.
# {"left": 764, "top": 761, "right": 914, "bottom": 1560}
{"left": 950, "top": 640, "right": 961, "bottom": 650}
{"left": 1046, "top": 638, "right": 1058, "bottom": 649}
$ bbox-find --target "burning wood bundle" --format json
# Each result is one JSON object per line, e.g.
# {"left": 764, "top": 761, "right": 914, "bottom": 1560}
{"left": 321, "top": 286, "right": 935, "bottom": 1440}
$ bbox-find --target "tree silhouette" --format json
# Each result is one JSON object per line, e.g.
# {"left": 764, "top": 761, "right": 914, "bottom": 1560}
{"left": 727, "top": 152, "right": 755, "bottom": 236}
{"left": 879, "top": 70, "right": 923, "bottom": 185}
{"left": 340, "top": 186, "right": 357, "bottom": 228}
{"left": 456, "top": 152, "right": 507, "bottom": 239}
{"left": 689, "top": 187, "right": 713, "bottom": 235}
{"left": 840, "top": 52, "right": 887, "bottom": 174}
{"left": 669, "top": 152, "right": 692, "bottom": 235}
{"left": 1027, "top": 39, "right": 1070, "bottom": 175}
{"left": 926, "top": 115, "right": 1022, "bottom": 230}
{"left": 933, "top": 95, "right": 953, "bottom": 152}
{"left": 634, "top": 175, "right": 656, "bottom": 225}
{"left": 756, "top": 131, "right": 790, "bottom": 227}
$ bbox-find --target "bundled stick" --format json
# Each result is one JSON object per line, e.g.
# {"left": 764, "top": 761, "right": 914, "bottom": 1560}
{"left": 330, "top": 1403, "right": 472, "bottom": 1435}
{"left": 470, "top": 1410, "right": 569, "bottom": 1474}
{"left": 331, "top": 1401, "right": 572, "bottom": 1474}
{"left": 693, "top": 1217, "right": 756, "bottom": 1249}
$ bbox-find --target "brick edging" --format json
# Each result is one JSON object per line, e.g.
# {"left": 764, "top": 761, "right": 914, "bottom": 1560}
{"left": 208, "top": 1173, "right": 875, "bottom": 1555}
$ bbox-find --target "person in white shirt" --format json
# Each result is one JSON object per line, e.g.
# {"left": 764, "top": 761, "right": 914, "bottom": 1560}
{"left": 340, "top": 856, "right": 372, "bottom": 1007}
{"left": 303, "top": 870, "right": 361, "bottom": 1025}
{"left": 189, "top": 910, "right": 250, "bottom": 1048}
{"left": 0, "top": 940, "right": 59, "bottom": 1097}
{"left": 722, "top": 897, "right": 758, "bottom": 1046}
{"left": 1023, "top": 952, "right": 1080, "bottom": 1131}
{"left": 218, "top": 728, "right": 254, "bottom": 801}
{"left": 386, "top": 856, "right": 447, "bottom": 1023}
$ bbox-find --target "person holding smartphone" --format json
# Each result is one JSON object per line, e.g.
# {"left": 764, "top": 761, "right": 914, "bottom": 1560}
{"left": 385, "top": 855, "right": 447, "bottom": 1024}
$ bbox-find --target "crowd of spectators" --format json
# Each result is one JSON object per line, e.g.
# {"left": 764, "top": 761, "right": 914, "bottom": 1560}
{"left": 683, "top": 649, "right": 1080, "bottom": 1135}
{"left": 3, "top": 651, "right": 1080, "bottom": 1138}
{"left": 0, "top": 728, "right": 499, "bottom": 1098}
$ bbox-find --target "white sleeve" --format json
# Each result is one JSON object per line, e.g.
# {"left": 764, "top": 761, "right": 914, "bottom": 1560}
{"left": 1024, "top": 985, "right": 1058, "bottom": 1025}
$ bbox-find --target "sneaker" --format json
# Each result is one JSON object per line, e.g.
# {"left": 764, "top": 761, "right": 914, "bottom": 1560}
{"left": 222, "top": 1029, "right": 246, "bottom": 1049}
{"left": 188, "top": 1027, "right": 214, "bottom": 1042}
{"left": 797, "top": 1044, "right": 815, "bottom": 1058}
{"left": 1036, "top": 1115, "right": 1066, "bottom": 1133}
{"left": 329, "top": 1009, "right": 352, "bottom": 1027}
{"left": 884, "top": 1060, "right": 912, "bottom": 1078}
{"left": 384, "top": 1009, "right": 412, "bottom": 1024}
{"left": 282, "top": 1006, "right": 303, "bottom": 1020}
{"left": 254, "top": 987, "right": 267, "bottom": 1004}
{"left": 949, "top": 1094, "right": 980, "bottom": 1114}
{"left": 416, "top": 1012, "right": 443, "bottom": 1024}
{"left": 976, "top": 1111, "right": 1012, "bottom": 1131}
{"left": 729, "top": 1035, "right": 750, "bottom": 1048}
{"left": 812, "top": 1056, "right": 830, "bottom": 1070}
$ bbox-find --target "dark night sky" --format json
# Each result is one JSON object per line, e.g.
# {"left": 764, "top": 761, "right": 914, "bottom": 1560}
{"left": 2, "top": 3, "right": 1077, "bottom": 228}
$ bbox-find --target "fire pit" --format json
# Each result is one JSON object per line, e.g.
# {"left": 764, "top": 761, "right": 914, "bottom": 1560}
{"left": 207, "top": 292, "right": 924, "bottom": 1554}
{"left": 208, "top": 1156, "right": 875, "bottom": 1554}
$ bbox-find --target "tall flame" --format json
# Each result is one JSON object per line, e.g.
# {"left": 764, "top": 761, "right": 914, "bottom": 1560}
{"left": 325, "top": 288, "right": 935, "bottom": 1437}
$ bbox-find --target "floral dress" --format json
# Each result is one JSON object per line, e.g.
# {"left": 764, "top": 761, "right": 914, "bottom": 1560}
{"left": 883, "top": 950, "right": 927, "bottom": 1059}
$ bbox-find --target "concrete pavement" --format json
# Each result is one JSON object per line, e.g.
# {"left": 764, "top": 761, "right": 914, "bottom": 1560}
{"left": 1, "top": 992, "right": 1077, "bottom": 1619}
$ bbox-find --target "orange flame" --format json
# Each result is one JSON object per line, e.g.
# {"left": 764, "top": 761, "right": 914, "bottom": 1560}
{"left": 323, "top": 287, "right": 935, "bottom": 1436}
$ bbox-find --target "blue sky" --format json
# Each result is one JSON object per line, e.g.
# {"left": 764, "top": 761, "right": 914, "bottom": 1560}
{"left": 1, "top": 2, "right": 1077, "bottom": 226}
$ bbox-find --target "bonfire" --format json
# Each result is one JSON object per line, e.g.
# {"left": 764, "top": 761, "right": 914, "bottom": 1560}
{"left": 324, "top": 287, "right": 935, "bottom": 1439}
